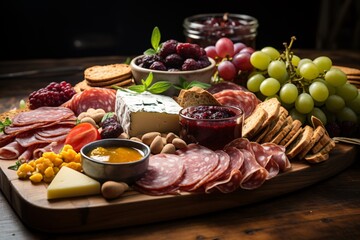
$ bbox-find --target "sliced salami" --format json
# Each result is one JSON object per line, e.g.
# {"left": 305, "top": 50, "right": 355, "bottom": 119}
{"left": 205, "top": 147, "right": 244, "bottom": 193}
{"left": 65, "top": 88, "right": 116, "bottom": 115}
{"left": 249, "top": 142, "right": 279, "bottom": 179}
{"left": 135, "top": 154, "right": 185, "bottom": 194}
{"left": 213, "top": 89, "right": 258, "bottom": 118}
{"left": 262, "top": 143, "right": 291, "bottom": 172}
{"left": 239, "top": 149, "right": 268, "bottom": 190}
{"left": 36, "top": 125, "right": 73, "bottom": 138}
{"left": 176, "top": 144, "right": 219, "bottom": 191}
{"left": 0, "top": 141, "right": 26, "bottom": 160}
{"left": 189, "top": 150, "right": 231, "bottom": 191}
{"left": 207, "top": 81, "right": 248, "bottom": 94}
{"left": 11, "top": 107, "right": 75, "bottom": 126}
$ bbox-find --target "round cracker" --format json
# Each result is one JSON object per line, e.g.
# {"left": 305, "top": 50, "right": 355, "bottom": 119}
{"left": 84, "top": 64, "right": 132, "bottom": 81}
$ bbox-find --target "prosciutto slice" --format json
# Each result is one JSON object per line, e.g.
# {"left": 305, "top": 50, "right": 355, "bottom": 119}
{"left": 0, "top": 142, "right": 26, "bottom": 160}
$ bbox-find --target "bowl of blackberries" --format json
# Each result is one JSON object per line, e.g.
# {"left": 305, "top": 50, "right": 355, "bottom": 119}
{"left": 130, "top": 39, "right": 216, "bottom": 96}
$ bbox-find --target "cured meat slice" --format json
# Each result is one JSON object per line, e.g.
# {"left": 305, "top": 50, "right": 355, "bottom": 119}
{"left": 32, "top": 141, "right": 65, "bottom": 159}
{"left": 249, "top": 142, "right": 279, "bottom": 179}
{"left": 176, "top": 144, "right": 219, "bottom": 191}
{"left": 189, "top": 150, "right": 231, "bottom": 191}
{"left": 224, "top": 137, "right": 251, "bottom": 150}
{"left": 262, "top": 143, "right": 291, "bottom": 172}
{"left": 213, "top": 89, "right": 258, "bottom": 118}
{"left": 134, "top": 154, "right": 185, "bottom": 195}
{"left": 15, "top": 131, "right": 48, "bottom": 148}
{"left": 36, "top": 125, "right": 73, "bottom": 138}
{"left": 11, "top": 107, "right": 75, "bottom": 126}
{"left": 205, "top": 147, "right": 244, "bottom": 193}
{"left": 0, "top": 133, "right": 15, "bottom": 148}
{"left": 0, "top": 141, "right": 26, "bottom": 160}
{"left": 207, "top": 81, "right": 248, "bottom": 94}
{"left": 239, "top": 149, "right": 268, "bottom": 190}
{"left": 64, "top": 88, "right": 116, "bottom": 115}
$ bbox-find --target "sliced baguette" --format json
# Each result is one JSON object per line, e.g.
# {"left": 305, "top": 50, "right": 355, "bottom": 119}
{"left": 177, "top": 87, "right": 221, "bottom": 108}
{"left": 286, "top": 125, "right": 313, "bottom": 159}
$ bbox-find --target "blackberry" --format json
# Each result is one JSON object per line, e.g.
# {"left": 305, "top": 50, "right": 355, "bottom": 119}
{"left": 182, "top": 58, "right": 200, "bottom": 71}
{"left": 159, "top": 39, "right": 178, "bottom": 58}
{"left": 140, "top": 54, "right": 161, "bottom": 68}
{"left": 150, "top": 61, "right": 167, "bottom": 71}
{"left": 100, "top": 114, "right": 123, "bottom": 139}
{"left": 176, "top": 43, "right": 202, "bottom": 60}
{"left": 164, "top": 53, "right": 183, "bottom": 69}
{"left": 28, "top": 81, "right": 76, "bottom": 109}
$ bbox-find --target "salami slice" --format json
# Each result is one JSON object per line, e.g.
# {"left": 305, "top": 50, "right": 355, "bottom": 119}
{"left": 0, "top": 141, "right": 26, "bottom": 160}
{"left": 205, "top": 147, "right": 244, "bottom": 193}
{"left": 36, "top": 125, "right": 73, "bottom": 138}
{"left": 11, "top": 107, "right": 75, "bottom": 126}
{"left": 262, "top": 142, "right": 291, "bottom": 172}
{"left": 189, "top": 150, "right": 231, "bottom": 191}
{"left": 213, "top": 89, "right": 258, "bottom": 118}
{"left": 65, "top": 88, "right": 116, "bottom": 115}
{"left": 176, "top": 144, "right": 219, "bottom": 191}
{"left": 239, "top": 149, "right": 268, "bottom": 190}
{"left": 135, "top": 154, "right": 185, "bottom": 195}
{"left": 249, "top": 142, "right": 279, "bottom": 179}
{"left": 207, "top": 81, "right": 248, "bottom": 94}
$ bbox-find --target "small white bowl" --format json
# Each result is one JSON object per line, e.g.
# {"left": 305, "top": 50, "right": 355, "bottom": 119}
{"left": 130, "top": 55, "right": 216, "bottom": 96}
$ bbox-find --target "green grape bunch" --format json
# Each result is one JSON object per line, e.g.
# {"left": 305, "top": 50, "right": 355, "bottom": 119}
{"left": 246, "top": 37, "right": 359, "bottom": 138}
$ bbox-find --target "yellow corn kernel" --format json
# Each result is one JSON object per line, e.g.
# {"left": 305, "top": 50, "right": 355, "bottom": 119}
{"left": 53, "top": 167, "right": 60, "bottom": 175}
{"left": 52, "top": 157, "right": 63, "bottom": 167}
{"left": 61, "top": 144, "right": 74, "bottom": 152}
{"left": 27, "top": 160, "right": 36, "bottom": 168}
{"left": 17, "top": 163, "right": 34, "bottom": 179}
{"left": 29, "top": 172, "right": 43, "bottom": 183}
{"left": 61, "top": 148, "right": 77, "bottom": 163}
{"left": 42, "top": 152, "right": 60, "bottom": 162}
{"left": 43, "top": 175, "right": 54, "bottom": 183}
{"left": 73, "top": 153, "right": 81, "bottom": 163}
{"left": 44, "top": 167, "right": 55, "bottom": 178}
{"left": 63, "top": 162, "right": 82, "bottom": 172}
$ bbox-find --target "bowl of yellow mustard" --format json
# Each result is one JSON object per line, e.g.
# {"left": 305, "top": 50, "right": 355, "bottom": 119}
{"left": 80, "top": 139, "right": 150, "bottom": 183}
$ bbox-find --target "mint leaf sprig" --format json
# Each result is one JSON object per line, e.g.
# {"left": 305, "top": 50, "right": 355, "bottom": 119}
{"left": 173, "top": 77, "right": 211, "bottom": 90}
{"left": 144, "top": 26, "right": 162, "bottom": 55}
{"left": 0, "top": 117, "right": 11, "bottom": 133}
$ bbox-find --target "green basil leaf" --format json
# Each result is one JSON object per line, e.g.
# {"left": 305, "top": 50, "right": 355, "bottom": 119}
{"left": 143, "top": 72, "right": 153, "bottom": 88}
{"left": 151, "top": 26, "right": 161, "bottom": 51}
{"left": 148, "top": 81, "right": 172, "bottom": 94}
{"left": 8, "top": 160, "right": 22, "bottom": 171}
{"left": 0, "top": 117, "right": 11, "bottom": 133}
{"left": 144, "top": 48, "right": 156, "bottom": 55}
{"left": 187, "top": 81, "right": 211, "bottom": 89}
{"left": 127, "top": 84, "right": 146, "bottom": 93}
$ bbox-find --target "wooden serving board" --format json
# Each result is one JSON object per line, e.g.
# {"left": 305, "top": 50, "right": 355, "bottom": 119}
{"left": 0, "top": 143, "right": 357, "bottom": 233}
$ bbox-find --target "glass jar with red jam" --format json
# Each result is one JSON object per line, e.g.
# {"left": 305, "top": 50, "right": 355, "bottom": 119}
{"left": 183, "top": 13, "right": 258, "bottom": 48}
{"left": 179, "top": 105, "right": 244, "bottom": 150}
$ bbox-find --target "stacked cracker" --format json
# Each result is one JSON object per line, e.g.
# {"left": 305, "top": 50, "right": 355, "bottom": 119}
{"left": 75, "top": 64, "right": 134, "bottom": 91}
{"left": 243, "top": 98, "right": 336, "bottom": 163}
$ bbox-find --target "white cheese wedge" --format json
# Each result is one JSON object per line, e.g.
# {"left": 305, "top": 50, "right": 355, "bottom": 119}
{"left": 115, "top": 90, "right": 182, "bottom": 136}
{"left": 47, "top": 166, "right": 100, "bottom": 200}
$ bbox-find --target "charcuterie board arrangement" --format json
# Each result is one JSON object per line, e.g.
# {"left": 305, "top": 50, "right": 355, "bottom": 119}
{"left": 0, "top": 28, "right": 359, "bottom": 233}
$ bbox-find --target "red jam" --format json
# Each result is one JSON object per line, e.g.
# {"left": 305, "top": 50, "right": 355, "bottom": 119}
{"left": 183, "top": 13, "right": 258, "bottom": 48}
{"left": 179, "top": 105, "right": 243, "bottom": 150}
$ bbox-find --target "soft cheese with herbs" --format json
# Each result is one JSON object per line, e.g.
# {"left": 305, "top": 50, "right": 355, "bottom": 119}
{"left": 115, "top": 90, "right": 182, "bottom": 136}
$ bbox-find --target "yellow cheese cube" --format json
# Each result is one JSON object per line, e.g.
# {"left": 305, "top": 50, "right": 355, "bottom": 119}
{"left": 47, "top": 166, "right": 100, "bottom": 200}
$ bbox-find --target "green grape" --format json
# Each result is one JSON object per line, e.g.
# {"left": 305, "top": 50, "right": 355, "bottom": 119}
{"left": 261, "top": 46, "right": 280, "bottom": 60}
{"left": 299, "top": 62, "right": 319, "bottom": 80}
{"left": 308, "top": 81, "right": 329, "bottom": 102}
{"left": 336, "top": 83, "right": 358, "bottom": 102}
{"left": 313, "top": 56, "right": 332, "bottom": 73}
{"left": 313, "top": 78, "right": 336, "bottom": 95}
{"left": 267, "top": 60, "right": 287, "bottom": 83}
{"left": 295, "top": 92, "right": 314, "bottom": 114}
{"left": 19, "top": 99, "right": 26, "bottom": 109}
{"left": 322, "top": 107, "right": 337, "bottom": 123}
{"left": 246, "top": 73, "right": 265, "bottom": 92}
{"left": 307, "top": 107, "right": 327, "bottom": 126}
{"left": 347, "top": 94, "right": 360, "bottom": 114}
{"left": 313, "top": 99, "right": 325, "bottom": 107}
{"left": 290, "top": 108, "right": 306, "bottom": 124}
{"left": 297, "top": 58, "right": 312, "bottom": 70}
{"left": 250, "top": 51, "right": 271, "bottom": 70}
{"left": 325, "top": 68, "right": 347, "bottom": 87}
{"left": 336, "top": 107, "right": 358, "bottom": 123}
{"left": 325, "top": 94, "right": 345, "bottom": 112}
{"left": 279, "top": 83, "right": 298, "bottom": 104}
{"left": 291, "top": 55, "right": 301, "bottom": 67}
{"left": 259, "top": 77, "right": 281, "bottom": 96}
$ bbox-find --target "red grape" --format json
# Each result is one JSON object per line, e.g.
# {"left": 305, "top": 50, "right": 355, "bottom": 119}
{"left": 217, "top": 60, "right": 237, "bottom": 81}
{"left": 215, "top": 37, "right": 235, "bottom": 58}
{"left": 232, "top": 52, "right": 253, "bottom": 71}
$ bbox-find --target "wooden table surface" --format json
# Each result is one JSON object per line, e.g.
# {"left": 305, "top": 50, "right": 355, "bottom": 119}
{"left": 0, "top": 50, "right": 359, "bottom": 240}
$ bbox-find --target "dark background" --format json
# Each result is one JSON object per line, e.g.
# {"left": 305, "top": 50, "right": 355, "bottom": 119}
{"left": 1, "top": 0, "right": 359, "bottom": 60}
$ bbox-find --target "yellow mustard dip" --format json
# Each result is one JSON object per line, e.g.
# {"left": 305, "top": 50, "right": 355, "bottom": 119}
{"left": 89, "top": 146, "right": 143, "bottom": 163}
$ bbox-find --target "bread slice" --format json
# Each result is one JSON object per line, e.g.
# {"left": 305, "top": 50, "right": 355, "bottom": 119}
{"left": 297, "top": 125, "right": 326, "bottom": 159}
{"left": 242, "top": 107, "right": 268, "bottom": 138}
{"left": 256, "top": 97, "right": 281, "bottom": 127}
{"left": 286, "top": 125, "right": 313, "bottom": 159}
{"left": 311, "top": 133, "right": 332, "bottom": 154}
{"left": 261, "top": 108, "right": 288, "bottom": 143}
{"left": 304, "top": 152, "right": 329, "bottom": 163}
{"left": 271, "top": 116, "right": 293, "bottom": 145}
{"left": 280, "top": 119, "right": 302, "bottom": 146}
{"left": 177, "top": 87, "right": 221, "bottom": 108}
